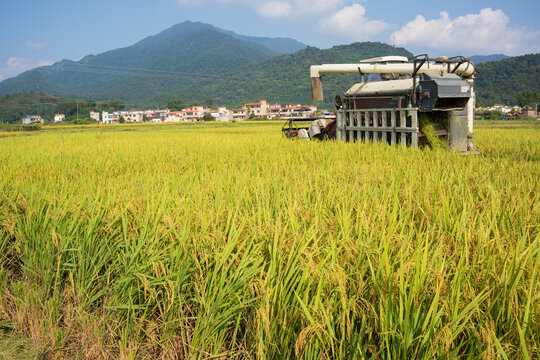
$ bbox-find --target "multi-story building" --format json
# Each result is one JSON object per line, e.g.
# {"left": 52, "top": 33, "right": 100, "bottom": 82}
{"left": 102, "top": 112, "right": 115, "bottom": 124}
{"left": 268, "top": 104, "right": 282, "bottom": 119}
{"left": 231, "top": 108, "right": 247, "bottom": 121}
{"left": 280, "top": 104, "right": 317, "bottom": 118}
{"left": 182, "top": 106, "right": 205, "bottom": 121}
{"left": 153, "top": 109, "right": 170, "bottom": 119}
{"left": 164, "top": 111, "right": 184, "bottom": 122}
{"left": 121, "top": 111, "right": 144, "bottom": 123}
{"left": 243, "top": 99, "right": 269, "bottom": 118}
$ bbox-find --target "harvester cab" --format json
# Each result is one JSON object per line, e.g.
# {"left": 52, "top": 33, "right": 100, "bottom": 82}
{"left": 287, "top": 55, "right": 479, "bottom": 153}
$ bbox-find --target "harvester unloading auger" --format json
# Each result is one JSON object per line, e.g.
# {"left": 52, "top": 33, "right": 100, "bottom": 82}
{"left": 283, "top": 55, "right": 479, "bottom": 153}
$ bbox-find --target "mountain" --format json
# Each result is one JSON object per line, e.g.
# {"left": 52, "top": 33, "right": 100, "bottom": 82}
{"left": 218, "top": 29, "right": 306, "bottom": 55}
{"left": 0, "top": 21, "right": 280, "bottom": 101}
{"left": 3, "top": 20, "right": 535, "bottom": 108}
{"left": 469, "top": 54, "right": 509, "bottom": 64}
{"left": 169, "top": 42, "right": 413, "bottom": 107}
{"left": 0, "top": 24, "right": 411, "bottom": 106}
{"left": 475, "top": 53, "right": 540, "bottom": 105}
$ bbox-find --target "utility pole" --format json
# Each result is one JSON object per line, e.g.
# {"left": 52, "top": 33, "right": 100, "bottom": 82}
{"left": 535, "top": 102, "right": 539, "bottom": 118}
{"left": 76, "top": 100, "right": 79, "bottom": 124}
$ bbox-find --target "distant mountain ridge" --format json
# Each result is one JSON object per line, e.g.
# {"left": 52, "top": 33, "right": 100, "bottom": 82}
{"left": 0, "top": 21, "right": 537, "bottom": 107}
{"left": 469, "top": 54, "right": 509, "bottom": 64}
{"left": 0, "top": 22, "right": 410, "bottom": 105}
{"left": 172, "top": 42, "right": 413, "bottom": 107}
{"left": 0, "top": 21, "right": 302, "bottom": 100}
{"left": 475, "top": 53, "right": 540, "bottom": 105}
{"left": 218, "top": 29, "right": 306, "bottom": 55}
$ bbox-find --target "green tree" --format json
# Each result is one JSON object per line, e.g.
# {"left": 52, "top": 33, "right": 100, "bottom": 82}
{"left": 202, "top": 114, "right": 215, "bottom": 121}
{"left": 55, "top": 101, "right": 78, "bottom": 117}
{"left": 108, "top": 99, "right": 125, "bottom": 111}
{"left": 167, "top": 99, "right": 184, "bottom": 111}
{"left": 516, "top": 90, "right": 540, "bottom": 107}
{"left": 119, "top": 116, "right": 126, "bottom": 124}
{"left": 204, "top": 98, "right": 214, "bottom": 108}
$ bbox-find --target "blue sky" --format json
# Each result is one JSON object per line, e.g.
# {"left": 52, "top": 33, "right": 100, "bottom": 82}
{"left": 1, "top": 0, "right": 539, "bottom": 81}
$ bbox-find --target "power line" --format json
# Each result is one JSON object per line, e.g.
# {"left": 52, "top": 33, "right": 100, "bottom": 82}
{"left": 50, "top": 63, "right": 240, "bottom": 81}
{"left": 59, "top": 62, "right": 229, "bottom": 78}
{"left": 0, "top": 99, "right": 139, "bottom": 106}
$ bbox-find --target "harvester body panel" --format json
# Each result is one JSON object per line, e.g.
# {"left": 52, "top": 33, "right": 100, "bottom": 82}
{"left": 303, "top": 55, "right": 478, "bottom": 153}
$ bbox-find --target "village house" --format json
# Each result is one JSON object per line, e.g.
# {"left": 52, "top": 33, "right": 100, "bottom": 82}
{"left": 280, "top": 104, "right": 300, "bottom": 118}
{"left": 54, "top": 114, "right": 65, "bottom": 123}
{"left": 231, "top": 108, "right": 247, "bottom": 121}
{"left": 90, "top": 100, "right": 319, "bottom": 125}
{"left": 102, "top": 112, "right": 115, "bottom": 124}
{"left": 243, "top": 99, "right": 269, "bottom": 118}
{"left": 209, "top": 106, "right": 231, "bottom": 121}
{"left": 182, "top": 106, "right": 205, "bottom": 121}
{"left": 121, "top": 111, "right": 144, "bottom": 123}
{"left": 268, "top": 104, "right": 282, "bottom": 119}
{"left": 164, "top": 111, "right": 184, "bottom": 122}
{"left": 152, "top": 109, "right": 170, "bottom": 120}
{"left": 22, "top": 115, "right": 43, "bottom": 124}
{"left": 90, "top": 111, "right": 100, "bottom": 122}
{"left": 520, "top": 106, "right": 536, "bottom": 119}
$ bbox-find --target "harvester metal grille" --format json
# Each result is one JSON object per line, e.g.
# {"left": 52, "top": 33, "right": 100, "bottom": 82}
{"left": 336, "top": 108, "right": 419, "bottom": 148}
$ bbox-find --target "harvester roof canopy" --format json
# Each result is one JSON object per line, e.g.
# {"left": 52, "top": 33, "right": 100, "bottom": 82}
{"left": 360, "top": 56, "right": 409, "bottom": 63}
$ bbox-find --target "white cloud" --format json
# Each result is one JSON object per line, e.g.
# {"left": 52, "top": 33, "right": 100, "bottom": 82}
{"left": 38, "top": 60, "right": 53, "bottom": 67}
{"left": 177, "top": 0, "right": 206, "bottom": 5}
{"left": 25, "top": 41, "right": 47, "bottom": 50}
{"left": 0, "top": 57, "right": 53, "bottom": 81}
{"left": 319, "top": 3, "right": 389, "bottom": 41}
{"left": 256, "top": 1, "right": 292, "bottom": 18}
{"left": 6, "top": 57, "right": 32, "bottom": 74}
{"left": 256, "top": 0, "right": 344, "bottom": 18}
{"left": 392, "top": 8, "right": 540, "bottom": 55}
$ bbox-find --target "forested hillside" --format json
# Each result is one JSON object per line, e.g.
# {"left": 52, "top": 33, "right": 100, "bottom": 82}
{"left": 171, "top": 42, "right": 413, "bottom": 107}
{"left": 0, "top": 91, "right": 127, "bottom": 124}
{"left": 475, "top": 53, "right": 540, "bottom": 106}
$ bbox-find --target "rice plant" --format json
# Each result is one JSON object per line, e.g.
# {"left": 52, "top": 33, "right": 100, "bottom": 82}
{"left": 0, "top": 122, "right": 538, "bottom": 359}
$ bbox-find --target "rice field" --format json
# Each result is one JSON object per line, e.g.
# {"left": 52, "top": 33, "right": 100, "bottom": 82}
{"left": 0, "top": 121, "right": 538, "bottom": 359}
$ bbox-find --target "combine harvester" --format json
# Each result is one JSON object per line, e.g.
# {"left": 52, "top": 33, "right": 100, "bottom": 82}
{"left": 283, "top": 55, "right": 479, "bottom": 153}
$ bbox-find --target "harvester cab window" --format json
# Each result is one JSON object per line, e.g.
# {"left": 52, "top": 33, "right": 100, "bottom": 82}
{"left": 366, "top": 73, "right": 382, "bottom": 82}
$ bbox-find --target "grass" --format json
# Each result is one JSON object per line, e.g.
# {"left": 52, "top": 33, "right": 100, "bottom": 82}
{"left": 0, "top": 323, "right": 41, "bottom": 360}
{"left": 0, "top": 120, "right": 538, "bottom": 359}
